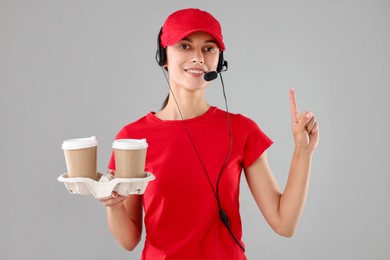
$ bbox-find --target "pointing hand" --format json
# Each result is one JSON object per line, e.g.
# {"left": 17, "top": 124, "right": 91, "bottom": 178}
{"left": 289, "top": 88, "right": 319, "bottom": 151}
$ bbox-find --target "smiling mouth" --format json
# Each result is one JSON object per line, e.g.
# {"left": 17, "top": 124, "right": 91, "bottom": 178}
{"left": 185, "top": 69, "right": 205, "bottom": 74}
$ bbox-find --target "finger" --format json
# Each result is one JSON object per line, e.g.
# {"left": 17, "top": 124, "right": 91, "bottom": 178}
{"left": 298, "top": 112, "right": 313, "bottom": 131}
{"left": 309, "top": 122, "right": 319, "bottom": 135}
{"left": 112, "top": 191, "right": 118, "bottom": 198}
{"left": 289, "top": 88, "right": 299, "bottom": 123}
{"left": 305, "top": 115, "right": 316, "bottom": 132}
{"left": 100, "top": 192, "right": 116, "bottom": 200}
{"left": 99, "top": 192, "right": 119, "bottom": 204}
{"left": 99, "top": 196, "right": 111, "bottom": 202}
{"left": 100, "top": 196, "right": 125, "bottom": 207}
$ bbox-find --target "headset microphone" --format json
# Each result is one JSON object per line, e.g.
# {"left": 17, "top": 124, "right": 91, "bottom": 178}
{"left": 204, "top": 71, "right": 218, "bottom": 81}
{"left": 204, "top": 59, "right": 228, "bottom": 82}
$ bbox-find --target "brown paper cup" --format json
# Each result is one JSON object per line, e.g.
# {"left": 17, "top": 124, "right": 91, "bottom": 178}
{"left": 62, "top": 136, "right": 98, "bottom": 179}
{"left": 113, "top": 139, "right": 148, "bottom": 178}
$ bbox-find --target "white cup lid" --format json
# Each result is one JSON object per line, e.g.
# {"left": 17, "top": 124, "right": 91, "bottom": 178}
{"left": 112, "top": 139, "right": 148, "bottom": 150}
{"left": 62, "top": 136, "right": 98, "bottom": 150}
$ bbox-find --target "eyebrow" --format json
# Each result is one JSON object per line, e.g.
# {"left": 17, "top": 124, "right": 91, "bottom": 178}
{"left": 181, "top": 37, "right": 219, "bottom": 45}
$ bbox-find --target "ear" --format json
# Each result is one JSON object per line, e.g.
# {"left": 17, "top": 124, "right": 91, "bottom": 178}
{"left": 162, "top": 60, "right": 168, "bottom": 71}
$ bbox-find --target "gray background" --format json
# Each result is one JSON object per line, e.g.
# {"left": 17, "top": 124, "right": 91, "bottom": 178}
{"left": 1, "top": 0, "right": 389, "bottom": 259}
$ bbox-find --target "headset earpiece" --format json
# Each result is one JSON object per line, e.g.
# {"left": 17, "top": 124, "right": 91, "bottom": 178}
{"left": 156, "top": 27, "right": 166, "bottom": 66}
{"left": 216, "top": 52, "right": 227, "bottom": 73}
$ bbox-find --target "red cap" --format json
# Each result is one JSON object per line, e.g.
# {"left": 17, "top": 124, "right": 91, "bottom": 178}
{"left": 160, "top": 8, "right": 225, "bottom": 51}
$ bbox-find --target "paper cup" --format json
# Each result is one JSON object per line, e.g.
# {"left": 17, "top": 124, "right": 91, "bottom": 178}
{"left": 113, "top": 139, "right": 148, "bottom": 178}
{"left": 62, "top": 136, "right": 98, "bottom": 179}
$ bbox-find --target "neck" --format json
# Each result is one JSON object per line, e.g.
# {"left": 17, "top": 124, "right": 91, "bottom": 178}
{"left": 157, "top": 91, "right": 210, "bottom": 120}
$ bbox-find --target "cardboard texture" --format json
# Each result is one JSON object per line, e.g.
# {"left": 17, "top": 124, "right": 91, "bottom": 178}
{"left": 114, "top": 148, "right": 146, "bottom": 178}
{"left": 64, "top": 146, "right": 97, "bottom": 179}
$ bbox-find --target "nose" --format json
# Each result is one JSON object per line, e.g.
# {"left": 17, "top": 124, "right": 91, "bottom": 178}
{"left": 191, "top": 49, "right": 204, "bottom": 64}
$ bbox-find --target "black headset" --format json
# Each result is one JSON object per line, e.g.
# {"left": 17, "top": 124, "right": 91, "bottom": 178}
{"left": 155, "top": 27, "right": 227, "bottom": 73}
{"left": 156, "top": 26, "right": 243, "bottom": 252}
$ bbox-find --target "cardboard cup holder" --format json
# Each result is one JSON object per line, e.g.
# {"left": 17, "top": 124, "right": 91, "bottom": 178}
{"left": 57, "top": 172, "right": 155, "bottom": 198}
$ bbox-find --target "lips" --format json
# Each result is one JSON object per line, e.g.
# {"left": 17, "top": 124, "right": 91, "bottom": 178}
{"left": 184, "top": 68, "right": 207, "bottom": 77}
{"left": 185, "top": 69, "right": 204, "bottom": 74}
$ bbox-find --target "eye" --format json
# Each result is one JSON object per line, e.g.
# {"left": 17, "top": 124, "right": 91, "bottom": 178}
{"left": 178, "top": 44, "right": 190, "bottom": 50}
{"left": 204, "top": 45, "right": 219, "bottom": 53}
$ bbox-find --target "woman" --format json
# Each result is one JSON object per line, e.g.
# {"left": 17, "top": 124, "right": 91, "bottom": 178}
{"left": 100, "top": 8, "right": 319, "bottom": 260}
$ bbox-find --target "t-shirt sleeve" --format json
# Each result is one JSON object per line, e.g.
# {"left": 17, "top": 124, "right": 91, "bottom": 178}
{"left": 240, "top": 116, "right": 273, "bottom": 169}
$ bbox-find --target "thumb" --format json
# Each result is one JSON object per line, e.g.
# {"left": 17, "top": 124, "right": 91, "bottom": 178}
{"left": 112, "top": 191, "right": 118, "bottom": 198}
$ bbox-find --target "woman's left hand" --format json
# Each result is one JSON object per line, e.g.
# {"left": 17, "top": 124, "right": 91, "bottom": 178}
{"left": 289, "top": 88, "right": 319, "bottom": 152}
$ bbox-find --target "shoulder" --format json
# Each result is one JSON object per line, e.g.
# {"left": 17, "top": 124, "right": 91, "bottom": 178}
{"left": 216, "top": 108, "right": 260, "bottom": 130}
{"left": 211, "top": 107, "right": 269, "bottom": 138}
{"left": 115, "top": 113, "right": 155, "bottom": 139}
{"left": 223, "top": 108, "right": 271, "bottom": 142}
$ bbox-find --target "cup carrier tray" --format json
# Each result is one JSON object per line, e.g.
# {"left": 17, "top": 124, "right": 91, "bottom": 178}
{"left": 58, "top": 172, "right": 155, "bottom": 198}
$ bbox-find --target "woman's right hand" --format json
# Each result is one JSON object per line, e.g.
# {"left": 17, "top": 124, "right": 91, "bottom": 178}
{"left": 99, "top": 192, "right": 127, "bottom": 208}
{"left": 100, "top": 187, "right": 143, "bottom": 250}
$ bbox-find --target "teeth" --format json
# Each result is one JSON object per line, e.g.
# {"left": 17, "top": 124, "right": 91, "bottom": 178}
{"left": 186, "top": 70, "right": 204, "bottom": 74}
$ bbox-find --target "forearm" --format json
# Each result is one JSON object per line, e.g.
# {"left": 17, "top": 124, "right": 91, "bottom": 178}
{"left": 246, "top": 89, "right": 319, "bottom": 237}
{"left": 278, "top": 147, "right": 313, "bottom": 236}
{"left": 106, "top": 203, "right": 142, "bottom": 251}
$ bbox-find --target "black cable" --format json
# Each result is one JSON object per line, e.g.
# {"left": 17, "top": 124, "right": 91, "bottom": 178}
{"left": 161, "top": 69, "right": 218, "bottom": 199}
{"left": 215, "top": 74, "right": 246, "bottom": 252}
{"left": 160, "top": 68, "right": 245, "bottom": 252}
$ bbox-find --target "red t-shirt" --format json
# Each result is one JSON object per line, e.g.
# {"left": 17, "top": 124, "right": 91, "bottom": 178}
{"left": 108, "top": 107, "right": 272, "bottom": 260}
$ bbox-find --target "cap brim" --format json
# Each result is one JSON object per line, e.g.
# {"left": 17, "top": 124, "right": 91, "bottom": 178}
{"left": 163, "top": 28, "right": 225, "bottom": 51}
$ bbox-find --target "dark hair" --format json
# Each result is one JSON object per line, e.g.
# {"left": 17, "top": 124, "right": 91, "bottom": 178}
{"left": 161, "top": 94, "right": 169, "bottom": 110}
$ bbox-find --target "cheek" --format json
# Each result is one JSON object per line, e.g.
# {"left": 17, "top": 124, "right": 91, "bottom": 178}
{"left": 208, "top": 53, "right": 220, "bottom": 70}
{"left": 165, "top": 52, "right": 183, "bottom": 70}
{"left": 213, "top": 59, "right": 219, "bottom": 70}
{"left": 165, "top": 57, "right": 184, "bottom": 78}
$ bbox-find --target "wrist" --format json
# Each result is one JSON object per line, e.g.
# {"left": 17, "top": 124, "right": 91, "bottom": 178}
{"left": 294, "top": 146, "right": 314, "bottom": 157}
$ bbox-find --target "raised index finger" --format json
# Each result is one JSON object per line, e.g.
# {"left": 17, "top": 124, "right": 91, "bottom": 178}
{"left": 289, "top": 88, "right": 299, "bottom": 123}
